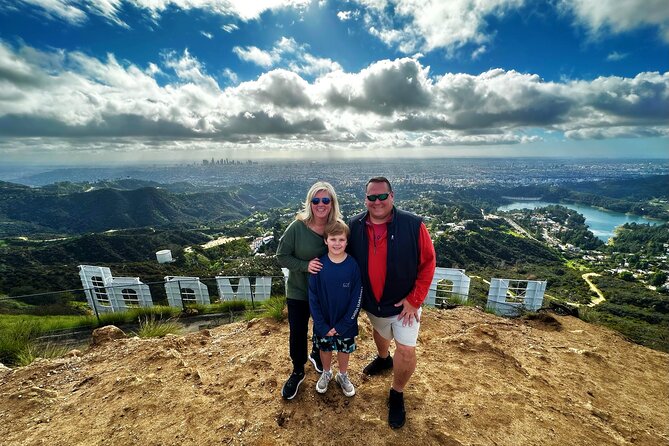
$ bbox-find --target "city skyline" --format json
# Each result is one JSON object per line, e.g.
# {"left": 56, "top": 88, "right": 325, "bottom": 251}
{"left": 0, "top": 0, "right": 668, "bottom": 165}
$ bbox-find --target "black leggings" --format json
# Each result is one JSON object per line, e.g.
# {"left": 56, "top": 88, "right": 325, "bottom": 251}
{"left": 287, "top": 298, "right": 317, "bottom": 374}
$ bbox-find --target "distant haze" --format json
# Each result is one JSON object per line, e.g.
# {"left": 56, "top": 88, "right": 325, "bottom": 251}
{"left": 2, "top": 158, "right": 667, "bottom": 189}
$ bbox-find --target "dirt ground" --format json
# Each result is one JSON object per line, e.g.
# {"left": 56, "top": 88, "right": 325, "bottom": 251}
{"left": 1, "top": 307, "right": 668, "bottom": 446}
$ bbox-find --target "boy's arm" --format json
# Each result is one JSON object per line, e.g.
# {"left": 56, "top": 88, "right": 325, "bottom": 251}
{"left": 308, "top": 273, "right": 330, "bottom": 337}
{"left": 333, "top": 264, "right": 362, "bottom": 336}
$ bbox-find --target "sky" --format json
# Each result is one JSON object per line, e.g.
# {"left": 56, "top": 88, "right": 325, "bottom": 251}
{"left": 0, "top": 0, "right": 667, "bottom": 165}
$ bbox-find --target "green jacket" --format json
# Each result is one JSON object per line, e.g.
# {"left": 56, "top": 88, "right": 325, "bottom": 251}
{"left": 276, "top": 219, "right": 327, "bottom": 301}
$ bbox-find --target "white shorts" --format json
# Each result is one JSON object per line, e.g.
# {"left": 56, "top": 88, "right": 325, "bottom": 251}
{"left": 365, "top": 307, "right": 422, "bottom": 347}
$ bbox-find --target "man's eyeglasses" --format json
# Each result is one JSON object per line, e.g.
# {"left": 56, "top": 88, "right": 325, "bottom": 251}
{"left": 366, "top": 193, "right": 390, "bottom": 202}
{"left": 311, "top": 197, "right": 331, "bottom": 205}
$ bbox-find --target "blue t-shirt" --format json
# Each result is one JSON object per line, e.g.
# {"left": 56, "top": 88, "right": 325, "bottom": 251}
{"left": 308, "top": 254, "right": 362, "bottom": 338}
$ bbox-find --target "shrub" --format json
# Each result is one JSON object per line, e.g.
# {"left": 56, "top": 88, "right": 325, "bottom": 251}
{"left": 131, "top": 305, "right": 182, "bottom": 320}
{"left": 578, "top": 307, "right": 602, "bottom": 324}
{"left": 134, "top": 316, "right": 183, "bottom": 338}
{"left": 649, "top": 271, "right": 668, "bottom": 287}
{"left": 187, "top": 300, "right": 248, "bottom": 315}
{"left": 261, "top": 296, "right": 286, "bottom": 321}
{"left": 0, "top": 319, "right": 42, "bottom": 365}
{"left": 618, "top": 271, "right": 635, "bottom": 282}
{"left": 243, "top": 309, "right": 263, "bottom": 322}
{"left": 96, "top": 311, "right": 133, "bottom": 327}
{"left": 16, "top": 342, "right": 71, "bottom": 367}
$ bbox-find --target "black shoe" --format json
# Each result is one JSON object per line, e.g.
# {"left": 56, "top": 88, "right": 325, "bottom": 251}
{"left": 281, "top": 372, "right": 305, "bottom": 400}
{"left": 388, "top": 388, "right": 406, "bottom": 429}
{"left": 309, "top": 351, "right": 323, "bottom": 374}
{"left": 363, "top": 354, "right": 393, "bottom": 376}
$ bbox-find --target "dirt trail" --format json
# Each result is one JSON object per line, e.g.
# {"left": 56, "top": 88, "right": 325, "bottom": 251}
{"left": 583, "top": 273, "right": 606, "bottom": 306}
{"left": 1, "top": 307, "right": 667, "bottom": 446}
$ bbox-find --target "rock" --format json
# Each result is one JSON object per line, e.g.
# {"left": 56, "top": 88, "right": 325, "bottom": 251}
{"left": 548, "top": 301, "right": 579, "bottom": 316}
{"left": 31, "top": 387, "right": 58, "bottom": 399}
{"left": 66, "top": 349, "right": 82, "bottom": 358}
{"left": 0, "top": 362, "right": 11, "bottom": 373}
{"left": 91, "top": 325, "right": 126, "bottom": 346}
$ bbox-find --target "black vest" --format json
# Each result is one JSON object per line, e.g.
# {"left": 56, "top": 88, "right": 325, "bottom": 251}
{"left": 348, "top": 207, "right": 422, "bottom": 317}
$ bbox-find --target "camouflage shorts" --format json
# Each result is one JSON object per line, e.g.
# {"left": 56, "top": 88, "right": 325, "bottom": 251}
{"left": 312, "top": 335, "right": 356, "bottom": 353}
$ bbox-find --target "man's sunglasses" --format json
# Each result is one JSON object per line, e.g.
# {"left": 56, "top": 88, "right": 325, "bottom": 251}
{"left": 311, "top": 197, "right": 332, "bottom": 205}
{"left": 366, "top": 193, "right": 390, "bottom": 202}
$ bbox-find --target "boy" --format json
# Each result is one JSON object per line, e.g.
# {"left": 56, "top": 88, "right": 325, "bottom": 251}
{"left": 308, "top": 219, "right": 362, "bottom": 397}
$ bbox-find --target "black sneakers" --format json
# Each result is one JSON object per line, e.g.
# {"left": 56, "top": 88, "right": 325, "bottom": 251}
{"left": 283, "top": 352, "right": 320, "bottom": 400}
{"left": 363, "top": 354, "right": 393, "bottom": 376}
{"left": 281, "top": 372, "right": 305, "bottom": 400}
{"left": 308, "top": 350, "right": 323, "bottom": 374}
{"left": 388, "top": 388, "right": 406, "bottom": 429}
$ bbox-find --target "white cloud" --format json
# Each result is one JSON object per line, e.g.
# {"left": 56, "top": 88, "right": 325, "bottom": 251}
{"left": 355, "top": 0, "right": 525, "bottom": 54}
{"left": 289, "top": 53, "right": 342, "bottom": 77}
{"left": 6, "top": 0, "right": 311, "bottom": 26}
{"left": 12, "top": 0, "right": 88, "bottom": 24}
{"left": 565, "top": 126, "right": 669, "bottom": 140}
{"left": 233, "top": 37, "right": 342, "bottom": 76}
{"left": 368, "top": 25, "right": 419, "bottom": 53}
{"left": 211, "top": 0, "right": 311, "bottom": 21}
{"left": 146, "top": 62, "right": 161, "bottom": 76}
{"left": 201, "top": 31, "right": 214, "bottom": 39}
{"left": 274, "top": 36, "right": 300, "bottom": 54}
{"left": 564, "top": 71, "right": 669, "bottom": 125}
{"left": 560, "top": 0, "right": 669, "bottom": 43}
{"left": 413, "top": 131, "right": 541, "bottom": 146}
{"left": 86, "top": 0, "right": 127, "bottom": 27}
{"left": 353, "top": 0, "right": 669, "bottom": 54}
{"left": 337, "top": 10, "right": 352, "bottom": 21}
{"left": 319, "top": 57, "right": 433, "bottom": 115}
{"left": 606, "top": 51, "right": 628, "bottom": 62}
{"left": 221, "top": 68, "right": 238, "bottom": 84}
{"left": 233, "top": 46, "right": 278, "bottom": 68}
{"left": 222, "top": 23, "right": 239, "bottom": 32}
{"left": 471, "top": 45, "right": 487, "bottom": 60}
{"left": 234, "top": 69, "right": 313, "bottom": 108}
{"left": 163, "top": 49, "right": 220, "bottom": 91}
{"left": 0, "top": 42, "right": 666, "bottom": 158}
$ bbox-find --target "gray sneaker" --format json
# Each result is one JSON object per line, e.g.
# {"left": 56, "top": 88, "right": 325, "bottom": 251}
{"left": 316, "top": 370, "right": 332, "bottom": 394}
{"left": 335, "top": 372, "right": 355, "bottom": 397}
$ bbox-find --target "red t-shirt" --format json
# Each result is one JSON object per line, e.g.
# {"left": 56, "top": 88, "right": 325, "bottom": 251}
{"left": 365, "top": 218, "right": 436, "bottom": 307}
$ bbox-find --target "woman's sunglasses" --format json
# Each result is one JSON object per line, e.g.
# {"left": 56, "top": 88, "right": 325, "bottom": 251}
{"left": 311, "top": 197, "right": 332, "bottom": 205}
{"left": 366, "top": 193, "right": 390, "bottom": 202}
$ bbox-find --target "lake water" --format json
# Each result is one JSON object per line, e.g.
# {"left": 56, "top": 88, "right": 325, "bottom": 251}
{"left": 497, "top": 201, "right": 666, "bottom": 241}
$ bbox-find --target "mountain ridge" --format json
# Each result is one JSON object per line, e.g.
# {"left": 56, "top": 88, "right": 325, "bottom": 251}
{"left": 0, "top": 183, "right": 267, "bottom": 235}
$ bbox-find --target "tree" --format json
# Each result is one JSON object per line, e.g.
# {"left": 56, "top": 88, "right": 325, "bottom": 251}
{"left": 618, "top": 271, "right": 635, "bottom": 282}
{"left": 649, "top": 271, "right": 668, "bottom": 287}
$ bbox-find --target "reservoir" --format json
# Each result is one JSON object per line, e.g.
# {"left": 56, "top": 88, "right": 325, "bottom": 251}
{"left": 497, "top": 201, "right": 666, "bottom": 241}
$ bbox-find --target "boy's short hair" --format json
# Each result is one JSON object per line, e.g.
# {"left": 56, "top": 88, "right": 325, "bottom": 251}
{"left": 324, "top": 219, "right": 350, "bottom": 238}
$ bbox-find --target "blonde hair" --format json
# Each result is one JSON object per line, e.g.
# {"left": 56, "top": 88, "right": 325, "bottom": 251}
{"left": 296, "top": 181, "right": 342, "bottom": 225}
{"left": 324, "top": 219, "right": 350, "bottom": 238}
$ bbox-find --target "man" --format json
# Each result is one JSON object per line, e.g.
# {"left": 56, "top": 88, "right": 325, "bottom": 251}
{"left": 347, "top": 177, "right": 436, "bottom": 429}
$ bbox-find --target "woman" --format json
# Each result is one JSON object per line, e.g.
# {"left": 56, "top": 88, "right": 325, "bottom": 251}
{"left": 276, "top": 181, "right": 343, "bottom": 400}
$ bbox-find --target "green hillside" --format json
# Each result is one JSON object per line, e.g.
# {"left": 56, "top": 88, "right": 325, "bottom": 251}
{"left": 0, "top": 181, "right": 290, "bottom": 236}
{"left": 0, "top": 229, "right": 211, "bottom": 295}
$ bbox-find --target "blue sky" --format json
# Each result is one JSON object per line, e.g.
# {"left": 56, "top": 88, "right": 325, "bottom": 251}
{"left": 0, "top": 0, "right": 667, "bottom": 165}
